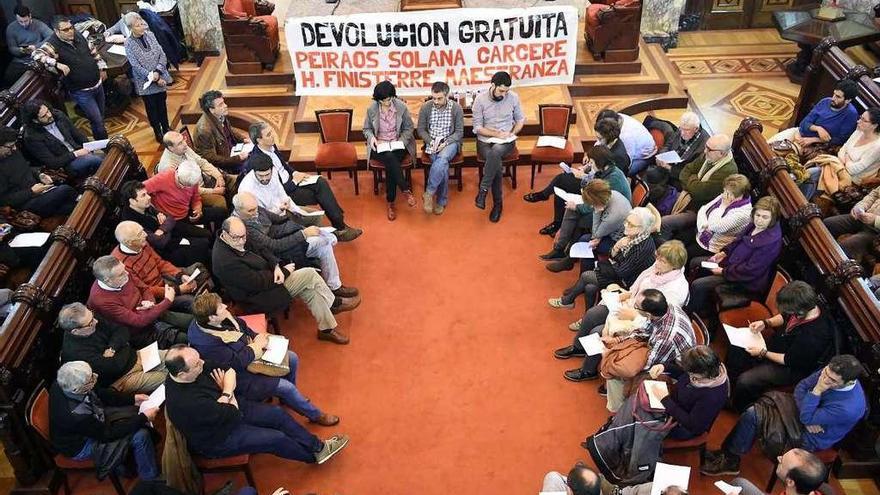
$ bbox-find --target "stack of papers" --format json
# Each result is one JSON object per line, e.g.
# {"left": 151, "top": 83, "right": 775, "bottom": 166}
{"left": 485, "top": 135, "right": 517, "bottom": 144}
{"left": 537, "top": 135, "right": 567, "bottom": 149}
{"left": 578, "top": 333, "right": 607, "bottom": 356}
{"left": 8, "top": 232, "right": 50, "bottom": 248}
{"left": 655, "top": 150, "right": 683, "bottom": 164}
{"left": 643, "top": 380, "right": 669, "bottom": 410}
{"left": 138, "top": 342, "right": 161, "bottom": 372}
{"left": 569, "top": 242, "right": 594, "bottom": 259}
{"left": 723, "top": 324, "right": 766, "bottom": 350}
{"left": 261, "top": 335, "right": 289, "bottom": 365}
{"left": 376, "top": 141, "right": 405, "bottom": 153}
{"left": 650, "top": 462, "right": 690, "bottom": 495}
{"left": 553, "top": 187, "right": 583, "bottom": 205}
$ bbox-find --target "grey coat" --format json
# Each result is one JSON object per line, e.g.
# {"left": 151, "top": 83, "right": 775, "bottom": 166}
{"left": 416, "top": 99, "right": 464, "bottom": 149}
{"left": 362, "top": 98, "right": 416, "bottom": 163}
{"left": 124, "top": 31, "right": 171, "bottom": 96}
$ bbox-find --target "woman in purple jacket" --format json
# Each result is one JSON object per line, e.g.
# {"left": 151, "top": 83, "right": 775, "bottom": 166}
{"left": 685, "top": 196, "right": 783, "bottom": 316}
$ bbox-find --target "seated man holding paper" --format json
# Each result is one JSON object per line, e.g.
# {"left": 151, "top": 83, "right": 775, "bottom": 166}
{"left": 157, "top": 131, "right": 234, "bottom": 213}
{"left": 525, "top": 141, "right": 630, "bottom": 238}
{"left": 144, "top": 160, "right": 226, "bottom": 233}
{"left": 88, "top": 255, "right": 190, "bottom": 349}
{"left": 238, "top": 154, "right": 323, "bottom": 226}
{"left": 244, "top": 122, "right": 360, "bottom": 240}
{"left": 50, "top": 361, "right": 160, "bottom": 481}
{"left": 164, "top": 346, "right": 349, "bottom": 466}
{"left": 651, "top": 111, "right": 710, "bottom": 190}
{"left": 189, "top": 292, "right": 339, "bottom": 426}
{"left": 111, "top": 221, "right": 210, "bottom": 312}
{"left": 686, "top": 196, "right": 783, "bottom": 318}
{"left": 472, "top": 71, "right": 525, "bottom": 222}
{"left": 823, "top": 184, "right": 880, "bottom": 263}
{"left": 542, "top": 462, "right": 659, "bottom": 495}
{"left": 556, "top": 241, "right": 689, "bottom": 382}
{"left": 702, "top": 355, "right": 866, "bottom": 477}
{"left": 194, "top": 90, "right": 251, "bottom": 173}
{"left": 120, "top": 180, "right": 211, "bottom": 267}
{"left": 417, "top": 81, "right": 464, "bottom": 215}
{"left": 60, "top": 302, "right": 167, "bottom": 394}
{"left": 0, "top": 126, "right": 76, "bottom": 218}
{"left": 232, "top": 192, "right": 358, "bottom": 300}
{"left": 724, "top": 281, "right": 834, "bottom": 413}
{"left": 20, "top": 99, "right": 103, "bottom": 178}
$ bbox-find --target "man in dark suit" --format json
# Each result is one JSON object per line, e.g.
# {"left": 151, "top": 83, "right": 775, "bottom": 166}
{"left": 21, "top": 99, "right": 102, "bottom": 177}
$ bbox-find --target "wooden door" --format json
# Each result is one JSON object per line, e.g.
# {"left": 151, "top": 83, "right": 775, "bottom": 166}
{"left": 685, "top": 0, "right": 815, "bottom": 29}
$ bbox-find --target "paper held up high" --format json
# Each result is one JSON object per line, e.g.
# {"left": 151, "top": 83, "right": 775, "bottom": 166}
{"left": 655, "top": 150, "right": 683, "bottom": 164}
{"left": 376, "top": 140, "right": 405, "bottom": 153}
{"left": 138, "top": 342, "right": 161, "bottom": 372}
{"left": 569, "top": 242, "right": 594, "bottom": 259}
{"left": 230, "top": 142, "right": 255, "bottom": 156}
{"left": 83, "top": 139, "right": 109, "bottom": 151}
{"left": 485, "top": 134, "right": 517, "bottom": 144}
{"left": 650, "top": 462, "right": 691, "bottom": 495}
{"left": 723, "top": 324, "right": 766, "bottom": 350}
{"left": 262, "top": 335, "right": 289, "bottom": 365}
{"left": 537, "top": 135, "right": 567, "bottom": 149}
{"left": 578, "top": 333, "right": 607, "bottom": 356}
{"left": 643, "top": 380, "right": 669, "bottom": 410}
{"left": 553, "top": 187, "right": 583, "bottom": 205}
{"left": 289, "top": 203, "right": 325, "bottom": 217}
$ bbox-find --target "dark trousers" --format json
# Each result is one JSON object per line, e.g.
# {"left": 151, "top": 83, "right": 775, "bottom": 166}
{"left": 572, "top": 304, "right": 611, "bottom": 373}
{"left": 727, "top": 347, "right": 803, "bottom": 412}
{"left": 561, "top": 270, "right": 601, "bottom": 307}
{"left": 158, "top": 236, "right": 211, "bottom": 268}
{"left": 288, "top": 177, "right": 346, "bottom": 229}
{"left": 142, "top": 92, "right": 170, "bottom": 139}
{"left": 824, "top": 213, "right": 877, "bottom": 262}
{"left": 196, "top": 399, "right": 323, "bottom": 463}
{"left": 477, "top": 141, "right": 514, "bottom": 204}
{"left": 375, "top": 149, "right": 410, "bottom": 203}
{"left": 21, "top": 184, "right": 77, "bottom": 217}
{"left": 180, "top": 207, "right": 226, "bottom": 233}
{"left": 536, "top": 172, "right": 582, "bottom": 223}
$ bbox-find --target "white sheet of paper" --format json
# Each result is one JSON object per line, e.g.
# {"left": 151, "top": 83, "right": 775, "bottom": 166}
{"left": 230, "top": 143, "right": 254, "bottom": 156}
{"left": 8, "top": 232, "right": 50, "bottom": 248}
{"left": 537, "top": 135, "right": 567, "bottom": 149}
{"left": 179, "top": 238, "right": 190, "bottom": 246}
{"left": 559, "top": 162, "right": 572, "bottom": 173}
{"left": 553, "top": 186, "right": 583, "bottom": 205}
{"left": 142, "top": 79, "right": 152, "bottom": 91}
{"left": 138, "top": 342, "right": 161, "bottom": 372}
{"left": 723, "top": 324, "right": 767, "bottom": 350}
{"left": 578, "top": 333, "right": 608, "bottom": 356}
{"left": 289, "top": 203, "right": 325, "bottom": 217}
{"left": 569, "top": 242, "right": 594, "bottom": 259}
{"left": 319, "top": 226, "right": 337, "bottom": 233}
{"left": 485, "top": 135, "right": 517, "bottom": 144}
{"left": 655, "top": 150, "right": 683, "bottom": 164}
{"left": 644, "top": 380, "right": 669, "bottom": 410}
{"left": 701, "top": 261, "right": 720, "bottom": 269}
{"left": 650, "top": 462, "right": 691, "bottom": 495}
{"left": 187, "top": 268, "right": 201, "bottom": 280}
{"left": 138, "top": 384, "right": 165, "bottom": 414}
{"left": 601, "top": 290, "right": 622, "bottom": 313}
{"left": 262, "top": 335, "right": 289, "bottom": 365}
{"left": 714, "top": 481, "right": 742, "bottom": 495}
{"left": 296, "top": 174, "right": 320, "bottom": 186}
{"left": 107, "top": 44, "right": 127, "bottom": 56}
{"left": 83, "top": 139, "right": 109, "bottom": 151}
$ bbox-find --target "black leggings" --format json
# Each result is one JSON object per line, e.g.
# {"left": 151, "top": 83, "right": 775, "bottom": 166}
{"left": 375, "top": 149, "right": 410, "bottom": 202}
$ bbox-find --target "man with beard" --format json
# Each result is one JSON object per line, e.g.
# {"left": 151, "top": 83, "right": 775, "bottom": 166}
{"left": 21, "top": 99, "right": 103, "bottom": 177}
{"left": 769, "top": 80, "right": 859, "bottom": 148}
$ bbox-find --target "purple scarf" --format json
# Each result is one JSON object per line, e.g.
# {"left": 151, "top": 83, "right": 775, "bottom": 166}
{"left": 698, "top": 196, "right": 751, "bottom": 246}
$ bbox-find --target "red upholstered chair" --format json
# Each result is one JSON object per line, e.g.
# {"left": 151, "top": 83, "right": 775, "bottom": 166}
{"left": 584, "top": 0, "right": 643, "bottom": 62}
{"left": 220, "top": 0, "right": 279, "bottom": 72}
{"left": 662, "top": 432, "right": 708, "bottom": 458}
{"left": 419, "top": 149, "right": 464, "bottom": 192}
{"left": 369, "top": 155, "right": 414, "bottom": 196}
{"left": 315, "top": 109, "right": 360, "bottom": 194}
{"left": 631, "top": 177, "right": 649, "bottom": 207}
{"left": 718, "top": 269, "right": 792, "bottom": 329}
{"left": 690, "top": 313, "right": 710, "bottom": 347}
{"left": 193, "top": 454, "right": 257, "bottom": 491}
{"left": 27, "top": 386, "right": 127, "bottom": 495}
{"left": 477, "top": 145, "right": 520, "bottom": 189}
{"left": 530, "top": 104, "right": 575, "bottom": 189}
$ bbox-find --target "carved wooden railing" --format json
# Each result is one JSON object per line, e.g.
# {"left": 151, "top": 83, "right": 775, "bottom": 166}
{"left": 0, "top": 65, "right": 62, "bottom": 128}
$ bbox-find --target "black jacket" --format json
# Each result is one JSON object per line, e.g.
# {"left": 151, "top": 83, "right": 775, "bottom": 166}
{"left": 211, "top": 238, "right": 291, "bottom": 314}
{"left": 23, "top": 109, "right": 87, "bottom": 170}
{"left": 121, "top": 206, "right": 178, "bottom": 252}
{"left": 43, "top": 32, "right": 100, "bottom": 91}
{"left": 61, "top": 320, "right": 137, "bottom": 388}
{"left": 0, "top": 150, "right": 40, "bottom": 209}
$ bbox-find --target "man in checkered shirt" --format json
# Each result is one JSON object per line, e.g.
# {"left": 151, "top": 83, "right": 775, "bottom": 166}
{"left": 416, "top": 81, "right": 464, "bottom": 215}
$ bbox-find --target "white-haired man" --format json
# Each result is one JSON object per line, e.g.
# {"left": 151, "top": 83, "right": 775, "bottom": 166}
{"left": 157, "top": 130, "right": 234, "bottom": 211}
{"left": 143, "top": 159, "right": 225, "bottom": 231}
{"left": 654, "top": 111, "right": 710, "bottom": 189}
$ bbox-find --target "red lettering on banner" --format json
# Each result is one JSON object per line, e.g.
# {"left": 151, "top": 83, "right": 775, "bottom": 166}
{"left": 295, "top": 51, "right": 380, "bottom": 69}
{"left": 476, "top": 40, "right": 567, "bottom": 64}
{"left": 388, "top": 49, "right": 464, "bottom": 69}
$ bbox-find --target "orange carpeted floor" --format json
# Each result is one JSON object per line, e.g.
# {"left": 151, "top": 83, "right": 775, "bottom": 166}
{"left": 68, "top": 169, "right": 814, "bottom": 495}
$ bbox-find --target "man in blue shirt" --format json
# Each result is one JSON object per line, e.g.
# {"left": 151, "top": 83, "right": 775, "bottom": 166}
{"left": 770, "top": 80, "right": 859, "bottom": 148}
{"left": 701, "top": 354, "right": 866, "bottom": 476}
{"left": 4, "top": 6, "right": 52, "bottom": 85}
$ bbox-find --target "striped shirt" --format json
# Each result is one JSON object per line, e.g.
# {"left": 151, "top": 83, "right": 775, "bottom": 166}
{"left": 633, "top": 305, "right": 695, "bottom": 369}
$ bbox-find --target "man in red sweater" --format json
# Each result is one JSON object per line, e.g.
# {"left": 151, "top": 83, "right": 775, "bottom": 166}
{"left": 143, "top": 160, "right": 225, "bottom": 233}
{"left": 87, "top": 255, "right": 189, "bottom": 349}
{"left": 111, "top": 221, "right": 210, "bottom": 312}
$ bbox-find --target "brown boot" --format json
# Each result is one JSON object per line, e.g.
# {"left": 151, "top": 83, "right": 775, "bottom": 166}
{"left": 387, "top": 202, "right": 396, "bottom": 221}
{"left": 332, "top": 285, "right": 359, "bottom": 298}
{"left": 331, "top": 295, "right": 361, "bottom": 314}
{"left": 310, "top": 413, "right": 340, "bottom": 426}
{"left": 317, "top": 328, "right": 349, "bottom": 345}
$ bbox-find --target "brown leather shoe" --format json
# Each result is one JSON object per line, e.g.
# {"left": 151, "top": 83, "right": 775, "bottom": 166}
{"left": 387, "top": 202, "right": 396, "bottom": 221}
{"left": 331, "top": 295, "right": 361, "bottom": 314}
{"left": 333, "top": 285, "right": 359, "bottom": 298}
{"left": 311, "top": 413, "right": 340, "bottom": 426}
{"left": 317, "top": 328, "right": 349, "bottom": 345}
{"left": 404, "top": 190, "right": 416, "bottom": 207}
{"left": 334, "top": 226, "right": 363, "bottom": 242}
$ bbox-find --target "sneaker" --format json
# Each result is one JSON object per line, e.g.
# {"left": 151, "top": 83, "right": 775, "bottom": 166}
{"left": 554, "top": 345, "right": 586, "bottom": 359}
{"left": 315, "top": 434, "right": 350, "bottom": 464}
{"left": 335, "top": 227, "right": 363, "bottom": 242}
{"left": 548, "top": 297, "right": 575, "bottom": 309}
{"left": 700, "top": 451, "right": 740, "bottom": 476}
{"left": 569, "top": 319, "right": 582, "bottom": 331}
{"left": 423, "top": 191, "right": 434, "bottom": 213}
{"left": 539, "top": 249, "right": 566, "bottom": 261}
{"left": 433, "top": 203, "right": 445, "bottom": 215}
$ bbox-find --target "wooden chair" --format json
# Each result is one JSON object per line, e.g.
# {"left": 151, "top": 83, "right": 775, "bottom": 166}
{"left": 718, "top": 269, "right": 792, "bottom": 329}
{"left": 584, "top": 0, "right": 643, "bottom": 62}
{"left": 369, "top": 155, "right": 414, "bottom": 196}
{"left": 192, "top": 454, "right": 257, "bottom": 492}
{"left": 766, "top": 448, "right": 838, "bottom": 492}
{"left": 314, "top": 109, "right": 360, "bottom": 194}
{"left": 27, "top": 385, "right": 127, "bottom": 495}
{"left": 477, "top": 145, "right": 520, "bottom": 190}
{"left": 219, "top": 0, "right": 280, "bottom": 73}
{"left": 631, "top": 177, "right": 649, "bottom": 207}
{"left": 419, "top": 148, "right": 464, "bottom": 192}
{"left": 689, "top": 313, "right": 710, "bottom": 347}
{"left": 530, "top": 104, "right": 575, "bottom": 189}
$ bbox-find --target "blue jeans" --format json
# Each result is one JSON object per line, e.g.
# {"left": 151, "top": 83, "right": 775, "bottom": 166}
{"left": 197, "top": 398, "right": 323, "bottom": 462}
{"left": 73, "top": 429, "right": 159, "bottom": 480}
{"left": 276, "top": 350, "right": 322, "bottom": 421}
{"left": 723, "top": 406, "right": 758, "bottom": 456}
{"left": 426, "top": 142, "right": 460, "bottom": 206}
{"left": 69, "top": 84, "right": 107, "bottom": 140}
{"left": 629, "top": 157, "right": 654, "bottom": 177}
{"left": 800, "top": 167, "right": 821, "bottom": 200}
{"left": 68, "top": 152, "right": 103, "bottom": 177}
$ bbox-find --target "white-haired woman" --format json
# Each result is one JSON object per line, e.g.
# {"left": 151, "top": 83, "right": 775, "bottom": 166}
{"left": 549, "top": 206, "right": 657, "bottom": 310}
{"left": 124, "top": 11, "right": 172, "bottom": 143}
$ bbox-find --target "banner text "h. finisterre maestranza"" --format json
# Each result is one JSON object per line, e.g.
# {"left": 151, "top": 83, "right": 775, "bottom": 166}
{"left": 299, "top": 12, "right": 569, "bottom": 48}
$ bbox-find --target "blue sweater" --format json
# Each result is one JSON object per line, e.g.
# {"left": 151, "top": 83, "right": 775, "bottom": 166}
{"left": 798, "top": 98, "right": 858, "bottom": 146}
{"left": 794, "top": 369, "right": 866, "bottom": 451}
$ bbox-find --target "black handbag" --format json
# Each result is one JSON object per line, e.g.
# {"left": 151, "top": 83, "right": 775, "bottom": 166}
{"left": 713, "top": 283, "right": 753, "bottom": 311}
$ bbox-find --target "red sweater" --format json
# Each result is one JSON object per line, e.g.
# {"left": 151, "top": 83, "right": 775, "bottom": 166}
{"left": 111, "top": 245, "right": 180, "bottom": 299}
{"left": 87, "top": 275, "right": 171, "bottom": 332}
{"left": 143, "top": 169, "right": 201, "bottom": 220}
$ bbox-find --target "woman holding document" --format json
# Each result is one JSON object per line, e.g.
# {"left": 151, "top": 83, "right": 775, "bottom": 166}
{"left": 124, "top": 12, "right": 172, "bottom": 143}
{"left": 363, "top": 81, "right": 417, "bottom": 221}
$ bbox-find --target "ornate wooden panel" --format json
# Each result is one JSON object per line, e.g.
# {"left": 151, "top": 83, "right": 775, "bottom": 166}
{"left": 685, "top": 0, "right": 813, "bottom": 29}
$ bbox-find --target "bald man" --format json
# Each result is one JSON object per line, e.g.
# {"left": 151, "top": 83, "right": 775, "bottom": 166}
{"left": 111, "top": 220, "right": 210, "bottom": 312}
{"left": 158, "top": 130, "right": 235, "bottom": 211}
{"left": 728, "top": 449, "right": 830, "bottom": 495}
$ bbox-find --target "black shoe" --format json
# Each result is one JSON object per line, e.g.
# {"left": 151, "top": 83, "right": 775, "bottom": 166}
{"left": 547, "top": 257, "right": 575, "bottom": 272}
{"left": 554, "top": 345, "right": 586, "bottom": 360}
{"left": 564, "top": 369, "right": 598, "bottom": 382}
{"left": 475, "top": 189, "right": 488, "bottom": 210}
{"left": 597, "top": 384, "right": 607, "bottom": 396}
{"left": 489, "top": 203, "right": 502, "bottom": 222}
{"left": 700, "top": 451, "right": 741, "bottom": 476}
{"left": 523, "top": 192, "right": 545, "bottom": 203}
{"left": 539, "top": 249, "right": 566, "bottom": 261}
{"left": 539, "top": 222, "right": 561, "bottom": 236}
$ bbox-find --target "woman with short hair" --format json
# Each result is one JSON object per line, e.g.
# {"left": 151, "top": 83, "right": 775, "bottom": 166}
{"left": 124, "top": 11, "right": 172, "bottom": 143}
{"left": 690, "top": 173, "right": 753, "bottom": 259}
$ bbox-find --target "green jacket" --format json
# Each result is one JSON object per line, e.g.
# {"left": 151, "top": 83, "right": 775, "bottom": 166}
{"left": 679, "top": 154, "right": 737, "bottom": 210}
{"left": 576, "top": 166, "right": 632, "bottom": 216}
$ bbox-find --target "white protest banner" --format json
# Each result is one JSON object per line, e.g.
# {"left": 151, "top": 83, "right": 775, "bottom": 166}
{"left": 285, "top": 6, "right": 579, "bottom": 96}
